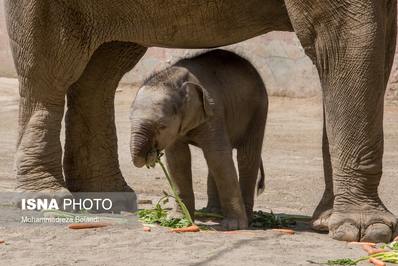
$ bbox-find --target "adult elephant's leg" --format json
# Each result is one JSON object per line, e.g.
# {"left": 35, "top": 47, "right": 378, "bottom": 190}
{"left": 6, "top": 1, "right": 92, "bottom": 195}
{"left": 15, "top": 84, "right": 68, "bottom": 193}
{"left": 285, "top": 0, "right": 397, "bottom": 242}
{"left": 64, "top": 42, "right": 147, "bottom": 192}
{"left": 312, "top": 109, "right": 334, "bottom": 231}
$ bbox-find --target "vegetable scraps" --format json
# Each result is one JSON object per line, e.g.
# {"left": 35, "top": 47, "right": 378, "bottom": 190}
{"left": 326, "top": 240, "right": 398, "bottom": 265}
{"left": 137, "top": 151, "right": 195, "bottom": 230}
{"left": 139, "top": 151, "right": 311, "bottom": 231}
{"left": 250, "top": 210, "right": 310, "bottom": 229}
{"left": 137, "top": 196, "right": 191, "bottom": 228}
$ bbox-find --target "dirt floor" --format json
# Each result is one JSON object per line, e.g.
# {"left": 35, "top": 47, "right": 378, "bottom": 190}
{"left": 0, "top": 77, "right": 397, "bottom": 265}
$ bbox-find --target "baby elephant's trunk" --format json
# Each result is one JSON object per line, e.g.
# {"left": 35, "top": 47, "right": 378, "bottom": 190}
{"left": 130, "top": 121, "right": 155, "bottom": 168}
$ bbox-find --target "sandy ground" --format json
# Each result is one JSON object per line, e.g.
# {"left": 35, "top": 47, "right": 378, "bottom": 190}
{"left": 0, "top": 77, "right": 398, "bottom": 265}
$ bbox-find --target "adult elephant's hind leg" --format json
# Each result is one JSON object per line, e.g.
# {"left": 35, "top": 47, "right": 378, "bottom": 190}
{"left": 64, "top": 42, "right": 146, "bottom": 193}
{"left": 285, "top": 0, "right": 397, "bottom": 242}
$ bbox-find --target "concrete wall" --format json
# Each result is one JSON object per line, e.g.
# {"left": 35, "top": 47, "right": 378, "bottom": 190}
{"left": 1, "top": 1, "right": 397, "bottom": 98}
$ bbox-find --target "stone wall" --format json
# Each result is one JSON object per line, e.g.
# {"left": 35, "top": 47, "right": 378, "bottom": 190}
{"left": 0, "top": 1, "right": 397, "bottom": 98}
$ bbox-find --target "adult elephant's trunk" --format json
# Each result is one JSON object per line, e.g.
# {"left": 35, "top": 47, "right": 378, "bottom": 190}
{"left": 130, "top": 120, "right": 155, "bottom": 168}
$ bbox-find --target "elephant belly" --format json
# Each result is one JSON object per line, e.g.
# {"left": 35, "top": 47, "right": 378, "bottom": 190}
{"left": 97, "top": 0, "right": 292, "bottom": 48}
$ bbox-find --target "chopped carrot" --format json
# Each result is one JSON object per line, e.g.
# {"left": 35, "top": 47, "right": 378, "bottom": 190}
{"left": 68, "top": 222, "right": 110, "bottom": 230}
{"left": 369, "top": 257, "right": 386, "bottom": 266}
{"left": 0, "top": 240, "right": 4, "bottom": 244}
{"left": 272, "top": 228, "right": 295, "bottom": 235}
{"left": 362, "top": 244, "right": 373, "bottom": 254}
{"left": 348, "top": 241, "right": 377, "bottom": 247}
{"left": 170, "top": 224, "right": 200, "bottom": 233}
{"left": 143, "top": 226, "right": 151, "bottom": 232}
{"left": 362, "top": 244, "right": 385, "bottom": 255}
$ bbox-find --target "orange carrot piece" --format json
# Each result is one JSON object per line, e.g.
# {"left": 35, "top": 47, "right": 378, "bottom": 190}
{"left": 272, "top": 228, "right": 295, "bottom": 235}
{"left": 143, "top": 226, "right": 151, "bottom": 232}
{"left": 68, "top": 222, "right": 110, "bottom": 230}
{"left": 369, "top": 257, "right": 386, "bottom": 266}
{"left": 348, "top": 241, "right": 377, "bottom": 247}
{"left": 362, "top": 245, "right": 385, "bottom": 255}
{"left": 0, "top": 240, "right": 4, "bottom": 244}
{"left": 170, "top": 224, "right": 200, "bottom": 233}
{"left": 362, "top": 244, "right": 374, "bottom": 254}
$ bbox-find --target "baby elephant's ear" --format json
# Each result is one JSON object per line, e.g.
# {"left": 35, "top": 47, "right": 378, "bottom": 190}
{"left": 179, "top": 82, "right": 215, "bottom": 135}
{"left": 182, "top": 82, "right": 214, "bottom": 118}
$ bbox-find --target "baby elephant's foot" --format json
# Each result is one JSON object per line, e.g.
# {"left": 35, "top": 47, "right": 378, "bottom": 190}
{"left": 201, "top": 205, "right": 222, "bottom": 216}
{"left": 221, "top": 215, "right": 248, "bottom": 230}
{"left": 168, "top": 209, "right": 185, "bottom": 220}
{"left": 329, "top": 205, "right": 397, "bottom": 242}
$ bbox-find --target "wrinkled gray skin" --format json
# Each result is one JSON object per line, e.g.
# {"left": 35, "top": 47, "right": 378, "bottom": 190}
{"left": 130, "top": 50, "right": 267, "bottom": 229}
{"left": 5, "top": 0, "right": 397, "bottom": 240}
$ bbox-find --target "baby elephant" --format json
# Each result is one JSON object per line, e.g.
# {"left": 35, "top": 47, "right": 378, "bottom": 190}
{"left": 130, "top": 49, "right": 268, "bottom": 229}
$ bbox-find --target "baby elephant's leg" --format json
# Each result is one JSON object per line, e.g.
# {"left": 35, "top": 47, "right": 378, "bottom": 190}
{"left": 204, "top": 149, "right": 248, "bottom": 230}
{"left": 237, "top": 141, "right": 263, "bottom": 221}
{"left": 165, "top": 141, "right": 195, "bottom": 218}
{"left": 204, "top": 172, "right": 222, "bottom": 214}
{"left": 237, "top": 111, "right": 266, "bottom": 220}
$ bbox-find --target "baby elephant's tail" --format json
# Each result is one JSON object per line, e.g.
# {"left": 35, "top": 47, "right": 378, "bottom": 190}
{"left": 256, "top": 160, "right": 265, "bottom": 196}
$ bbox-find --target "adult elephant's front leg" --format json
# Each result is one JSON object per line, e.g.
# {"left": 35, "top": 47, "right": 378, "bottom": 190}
{"left": 5, "top": 0, "right": 93, "bottom": 198}
{"left": 312, "top": 109, "right": 334, "bottom": 232}
{"left": 285, "top": 0, "right": 397, "bottom": 242}
{"left": 64, "top": 42, "right": 146, "bottom": 192}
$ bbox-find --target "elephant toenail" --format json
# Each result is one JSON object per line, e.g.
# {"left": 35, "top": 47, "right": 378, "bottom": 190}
{"left": 330, "top": 223, "right": 360, "bottom": 241}
{"left": 362, "top": 223, "right": 392, "bottom": 243}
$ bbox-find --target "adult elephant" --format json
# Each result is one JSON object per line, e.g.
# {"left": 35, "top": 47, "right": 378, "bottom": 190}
{"left": 4, "top": 0, "right": 397, "bottom": 241}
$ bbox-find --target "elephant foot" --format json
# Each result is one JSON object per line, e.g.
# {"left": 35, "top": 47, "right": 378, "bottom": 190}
{"left": 167, "top": 209, "right": 185, "bottom": 220}
{"left": 66, "top": 172, "right": 134, "bottom": 192}
{"left": 66, "top": 173, "right": 137, "bottom": 212}
{"left": 169, "top": 201, "right": 195, "bottom": 222}
{"left": 312, "top": 209, "right": 332, "bottom": 232}
{"left": 221, "top": 216, "right": 248, "bottom": 230}
{"left": 244, "top": 205, "right": 254, "bottom": 224}
{"left": 329, "top": 204, "right": 397, "bottom": 242}
{"left": 311, "top": 192, "right": 334, "bottom": 232}
{"left": 14, "top": 187, "right": 73, "bottom": 211}
{"left": 200, "top": 205, "right": 222, "bottom": 216}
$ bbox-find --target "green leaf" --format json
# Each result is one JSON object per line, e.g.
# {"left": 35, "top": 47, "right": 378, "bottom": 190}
{"left": 250, "top": 211, "right": 296, "bottom": 229}
{"left": 326, "top": 259, "right": 357, "bottom": 265}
